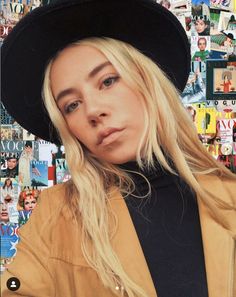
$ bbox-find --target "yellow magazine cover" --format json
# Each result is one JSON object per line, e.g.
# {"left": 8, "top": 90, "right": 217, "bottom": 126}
{"left": 196, "top": 107, "right": 217, "bottom": 133}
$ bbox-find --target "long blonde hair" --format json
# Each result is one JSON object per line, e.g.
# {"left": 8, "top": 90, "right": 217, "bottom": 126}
{"left": 42, "top": 37, "right": 236, "bottom": 297}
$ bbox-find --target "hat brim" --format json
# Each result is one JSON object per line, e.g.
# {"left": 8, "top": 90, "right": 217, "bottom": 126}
{"left": 2, "top": 0, "right": 190, "bottom": 143}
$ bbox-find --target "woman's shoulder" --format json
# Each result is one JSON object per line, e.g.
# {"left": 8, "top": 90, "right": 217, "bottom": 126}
{"left": 196, "top": 173, "right": 236, "bottom": 201}
{"left": 39, "top": 180, "right": 70, "bottom": 203}
{"left": 27, "top": 181, "right": 71, "bottom": 222}
{"left": 19, "top": 181, "right": 74, "bottom": 237}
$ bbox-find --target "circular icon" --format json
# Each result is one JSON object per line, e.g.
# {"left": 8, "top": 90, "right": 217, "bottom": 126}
{"left": 6, "top": 277, "right": 21, "bottom": 291}
{"left": 221, "top": 143, "right": 232, "bottom": 155}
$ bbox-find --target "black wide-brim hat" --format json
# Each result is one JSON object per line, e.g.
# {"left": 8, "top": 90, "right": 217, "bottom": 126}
{"left": 2, "top": 0, "right": 190, "bottom": 144}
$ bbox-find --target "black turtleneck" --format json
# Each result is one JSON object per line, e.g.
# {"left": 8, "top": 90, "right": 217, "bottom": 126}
{"left": 119, "top": 161, "right": 208, "bottom": 297}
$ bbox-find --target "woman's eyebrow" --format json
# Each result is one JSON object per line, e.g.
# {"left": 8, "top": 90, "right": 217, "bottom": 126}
{"left": 56, "top": 88, "right": 77, "bottom": 102}
{"left": 87, "top": 61, "right": 112, "bottom": 79}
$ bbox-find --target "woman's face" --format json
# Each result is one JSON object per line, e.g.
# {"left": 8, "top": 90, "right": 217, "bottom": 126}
{"left": 7, "top": 158, "right": 17, "bottom": 169}
{"left": 6, "top": 179, "right": 11, "bottom": 186}
{"left": 24, "top": 196, "right": 37, "bottom": 211}
{"left": 198, "top": 39, "right": 207, "bottom": 51}
{"left": 24, "top": 146, "right": 32, "bottom": 154}
{"left": 0, "top": 203, "right": 9, "bottom": 223}
{"left": 50, "top": 45, "right": 146, "bottom": 164}
{"left": 195, "top": 20, "right": 207, "bottom": 33}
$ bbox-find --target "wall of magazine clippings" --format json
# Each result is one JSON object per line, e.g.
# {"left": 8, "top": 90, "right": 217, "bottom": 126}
{"left": 0, "top": 0, "right": 236, "bottom": 274}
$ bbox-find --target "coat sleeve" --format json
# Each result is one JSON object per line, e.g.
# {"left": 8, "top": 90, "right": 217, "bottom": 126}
{"left": 1, "top": 188, "right": 56, "bottom": 297}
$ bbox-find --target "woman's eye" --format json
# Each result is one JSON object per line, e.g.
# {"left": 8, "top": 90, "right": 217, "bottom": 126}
{"left": 64, "top": 101, "right": 80, "bottom": 114}
{"left": 101, "top": 76, "right": 119, "bottom": 89}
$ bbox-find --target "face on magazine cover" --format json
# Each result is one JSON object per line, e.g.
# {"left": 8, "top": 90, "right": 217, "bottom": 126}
{"left": 0, "top": 203, "right": 9, "bottom": 223}
{"left": 198, "top": 38, "right": 207, "bottom": 51}
{"left": 23, "top": 195, "right": 37, "bottom": 211}
{"left": 6, "top": 158, "right": 18, "bottom": 170}
{"left": 50, "top": 45, "right": 146, "bottom": 164}
{"left": 194, "top": 19, "right": 207, "bottom": 34}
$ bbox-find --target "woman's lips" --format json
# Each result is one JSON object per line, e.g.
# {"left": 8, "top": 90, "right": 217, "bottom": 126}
{"left": 97, "top": 128, "right": 124, "bottom": 146}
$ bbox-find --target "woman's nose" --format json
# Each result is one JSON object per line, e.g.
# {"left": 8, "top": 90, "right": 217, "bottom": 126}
{"left": 85, "top": 97, "right": 109, "bottom": 126}
{"left": 88, "top": 112, "right": 108, "bottom": 126}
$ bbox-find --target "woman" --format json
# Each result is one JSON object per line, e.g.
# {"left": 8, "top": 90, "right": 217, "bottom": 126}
{"left": 18, "top": 141, "right": 35, "bottom": 187}
{"left": 1, "top": 178, "right": 14, "bottom": 204}
{"left": 1, "top": 0, "right": 236, "bottom": 297}
{"left": 1, "top": 157, "right": 18, "bottom": 178}
{"left": 220, "top": 74, "right": 232, "bottom": 93}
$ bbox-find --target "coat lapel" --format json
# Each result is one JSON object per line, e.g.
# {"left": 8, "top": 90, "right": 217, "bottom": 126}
{"left": 197, "top": 197, "right": 235, "bottom": 297}
{"left": 109, "top": 192, "right": 157, "bottom": 297}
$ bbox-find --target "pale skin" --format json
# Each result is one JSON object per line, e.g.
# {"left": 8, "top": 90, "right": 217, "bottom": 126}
{"left": 50, "top": 45, "right": 146, "bottom": 164}
{"left": 24, "top": 196, "right": 37, "bottom": 211}
{"left": 198, "top": 39, "right": 207, "bottom": 51}
{"left": 195, "top": 20, "right": 207, "bottom": 34}
{"left": 7, "top": 158, "right": 17, "bottom": 169}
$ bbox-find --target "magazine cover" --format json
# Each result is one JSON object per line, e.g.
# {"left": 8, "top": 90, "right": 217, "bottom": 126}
{"left": 55, "top": 158, "right": 71, "bottom": 184}
{"left": 210, "top": 8, "right": 222, "bottom": 34}
{"left": 216, "top": 118, "right": 236, "bottom": 142}
{"left": 191, "top": 15, "right": 210, "bottom": 36}
{"left": 191, "top": 36, "right": 211, "bottom": 61}
{"left": 210, "top": 0, "right": 234, "bottom": 11}
{"left": 0, "top": 152, "right": 19, "bottom": 179}
{"left": 1, "top": 125, "right": 12, "bottom": 140}
{"left": 12, "top": 124, "right": 23, "bottom": 141}
{"left": 0, "top": 223, "right": 19, "bottom": 258}
{"left": 210, "top": 10, "right": 236, "bottom": 56}
{"left": 192, "top": 0, "right": 210, "bottom": 18}
{"left": 206, "top": 59, "right": 236, "bottom": 100}
{"left": 30, "top": 160, "right": 48, "bottom": 187}
{"left": 218, "top": 11, "right": 236, "bottom": 31}
{"left": 38, "top": 140, "right": 58, "bottom": 167}
{"left": 0, "top": 178, "right": 20, "bottom": 204}
{"left": 181, "top": 61, "right": 207, "bottom": 104}
{"left": 196, "top": 107, "right": 217, "bottom": 133}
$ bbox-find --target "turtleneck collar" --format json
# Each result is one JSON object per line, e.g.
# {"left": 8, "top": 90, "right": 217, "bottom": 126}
{"left": 118, "top": 159, "right": 176, "bottom": 193}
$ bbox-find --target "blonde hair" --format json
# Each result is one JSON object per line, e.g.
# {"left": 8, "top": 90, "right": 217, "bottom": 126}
{"left": 42, "top": 37, "right": 236, "bottom": 297}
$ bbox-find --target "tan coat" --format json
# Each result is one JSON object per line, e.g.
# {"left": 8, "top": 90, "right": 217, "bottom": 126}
{"left": 1, "top": 175, "right": 236, "bottom": 297}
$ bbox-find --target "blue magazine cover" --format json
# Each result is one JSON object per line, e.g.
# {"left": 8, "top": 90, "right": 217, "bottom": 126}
{"left": 30, "top": 160, "right": 48, "bottom": 187}
{"left": 0, "top": 224, "right": 19, "bottom": 258}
